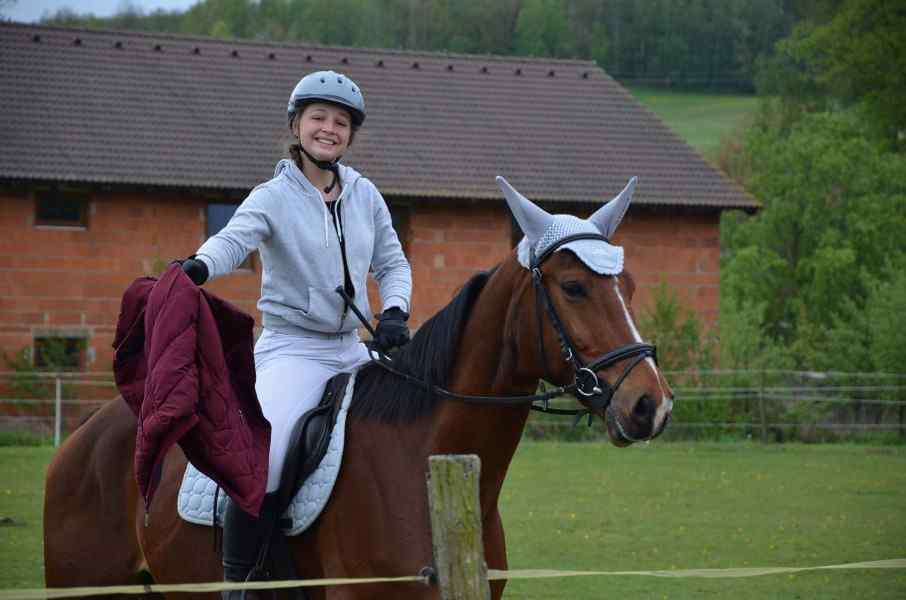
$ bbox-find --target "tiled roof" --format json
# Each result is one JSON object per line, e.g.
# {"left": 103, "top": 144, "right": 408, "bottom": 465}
{"left": 0, "top": 22, "right": 756, "bottom": 209}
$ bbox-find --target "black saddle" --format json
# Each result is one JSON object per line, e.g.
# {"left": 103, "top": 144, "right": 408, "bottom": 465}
{"left": 276, "top": 371, "right": 351, "bottom": 515}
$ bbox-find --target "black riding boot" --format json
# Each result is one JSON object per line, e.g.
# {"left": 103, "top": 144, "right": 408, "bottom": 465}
{"left": 222, "top": 493, "right": 281, "bottom": 600}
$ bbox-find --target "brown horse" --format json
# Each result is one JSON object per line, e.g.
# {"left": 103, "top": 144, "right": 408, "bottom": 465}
{"left": 45, "top": 180, "right": 673, "bottom": 599}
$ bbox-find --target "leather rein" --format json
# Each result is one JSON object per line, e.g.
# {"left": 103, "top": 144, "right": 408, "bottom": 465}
{"left": 343, "top": 233, "right": 657, "bottom": 425}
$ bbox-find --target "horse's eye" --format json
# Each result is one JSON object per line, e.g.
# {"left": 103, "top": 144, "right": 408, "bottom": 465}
{"left": 561, "top": 281, "right": 586, "bottom": 298}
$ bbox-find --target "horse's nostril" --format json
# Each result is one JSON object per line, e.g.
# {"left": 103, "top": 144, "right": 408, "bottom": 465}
{"left": 631, "top": 394, "right": 656, "bottom": 423}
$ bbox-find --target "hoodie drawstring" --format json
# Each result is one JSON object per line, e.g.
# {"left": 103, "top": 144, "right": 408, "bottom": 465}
{"left": 329, "top": 197, "right": 355, "bottom": 332}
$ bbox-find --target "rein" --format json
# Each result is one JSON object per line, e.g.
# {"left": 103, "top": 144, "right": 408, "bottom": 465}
{"left": 337, "top": 235, "right": 657, "bottom": 425}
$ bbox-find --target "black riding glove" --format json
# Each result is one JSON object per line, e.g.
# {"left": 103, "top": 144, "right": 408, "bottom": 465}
{"left": 374, "top": 307, "right": 410, "bottom": 351}
{"left": 180, "top": 256, "right": 209, "bottom": 286}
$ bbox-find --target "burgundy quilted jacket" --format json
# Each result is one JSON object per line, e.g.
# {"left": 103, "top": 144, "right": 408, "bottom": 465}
{"left": 113, "top": 264, "right": 270, "bottom": 517}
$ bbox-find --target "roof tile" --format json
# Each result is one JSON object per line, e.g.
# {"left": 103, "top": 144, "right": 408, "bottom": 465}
{"left": 0, "top": 22, "right": 756, "bottom": 209}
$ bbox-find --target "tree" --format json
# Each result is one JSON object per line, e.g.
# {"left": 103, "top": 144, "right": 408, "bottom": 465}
{"left": 756, "top": 0, "right": 906, "bottom": 147}
{"left": 721, "top": 110, "right": 906, "bottom": 368}
{"left": 639, "top": 281, "right": 714, "bottom": 373}
{"left": 514, "top": 0, "right": 576, "bottom": 58}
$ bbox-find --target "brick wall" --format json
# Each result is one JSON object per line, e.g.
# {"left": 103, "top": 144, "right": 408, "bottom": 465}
{"left": 2, "top": 188, "right": 720, "bottom": 374}
{"left": 402, "top": 203, "right": 721, "bottom": 330}
{"left": 616, "top": 209, "right": 721, "bottom": 325}
{"left": 405, "top": 204, "right": 513, "bottom": 326}
{"left": 0, "top": 188, "right": 260, "bottom": 374}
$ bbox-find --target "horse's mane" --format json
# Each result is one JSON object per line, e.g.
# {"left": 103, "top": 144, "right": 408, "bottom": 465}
{"left": 350, "top": 269, "right": 495, "bottom": 424}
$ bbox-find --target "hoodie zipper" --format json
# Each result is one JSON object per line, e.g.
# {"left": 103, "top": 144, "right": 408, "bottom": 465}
{"left": 294, "top": 161, "right": 351, "bottom": 330}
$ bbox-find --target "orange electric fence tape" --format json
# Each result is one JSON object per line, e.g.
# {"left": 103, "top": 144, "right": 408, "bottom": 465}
{"left": 1, "top": 558, "right": 904, "bottom": 600}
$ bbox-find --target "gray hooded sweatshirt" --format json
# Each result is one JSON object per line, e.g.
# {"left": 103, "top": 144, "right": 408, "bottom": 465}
{"left": 196, "top": 159, "right": 411, "bottom": 334}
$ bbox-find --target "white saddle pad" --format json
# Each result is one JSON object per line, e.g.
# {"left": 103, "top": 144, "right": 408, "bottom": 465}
{"left": 177, "top": 371, "right": 356, "bottom": 536}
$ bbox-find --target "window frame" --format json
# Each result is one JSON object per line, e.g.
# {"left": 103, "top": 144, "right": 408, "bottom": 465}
{"left": 32, "top": 334, "right": 88, "bottom": 371}
{"left": 34, "top": 187, "right": 90, "bottom": 229}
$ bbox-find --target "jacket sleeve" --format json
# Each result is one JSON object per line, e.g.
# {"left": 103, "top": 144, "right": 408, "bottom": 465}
{"left": 195, "top": 186, "right": 273, "bottom": 280}
{"left": 369, "top": 184, "right": 412, "bottom": 314}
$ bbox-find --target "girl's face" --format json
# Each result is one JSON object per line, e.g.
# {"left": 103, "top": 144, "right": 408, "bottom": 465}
{"left": 296, "top": 102, "right": 353, "bottom": 162}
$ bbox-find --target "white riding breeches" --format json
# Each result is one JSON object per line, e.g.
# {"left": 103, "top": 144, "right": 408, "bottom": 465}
{"left": 254, "top": 328, "right": 372, "bottom": 492}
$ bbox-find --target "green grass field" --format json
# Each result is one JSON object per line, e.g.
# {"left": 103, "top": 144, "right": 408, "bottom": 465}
{"left": 2, "top": 442, "right": 904, "bottom": 598}
{"left": 0, "top": 446, "right": 50, "bottom": 589}
{"left": 628, "top": 87, "right": 759, "bottom": 162}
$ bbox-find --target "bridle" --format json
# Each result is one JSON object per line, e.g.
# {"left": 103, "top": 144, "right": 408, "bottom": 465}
{"left": 526, "top": 232, "right": 657, "bottom": 423}
{"left": 340, "top": 232, "right": 657, "bottom": 425}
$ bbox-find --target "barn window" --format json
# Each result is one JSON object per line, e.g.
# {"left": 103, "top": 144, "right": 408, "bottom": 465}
{"left": 388, "top": 204, "right": 410, "bottom": 254}
{"left": 206, "top": 203, "right": 255, "bottom": 271}
{"left": 33, "top": 335, "right": 86, "bottom": 371}
{"left": 34, "top": 188, "right": 89, "bottom": 228}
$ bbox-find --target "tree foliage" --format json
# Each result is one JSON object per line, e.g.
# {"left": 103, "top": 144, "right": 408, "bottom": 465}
{"left": 720, "top": 0, "right": 906, "bottom": 374}
{"left": 755, "top": 0, "right": 906, "bottom": 147}
{"left": 639, "top": 281, "right": 714, "bottom": 373}
{"left": 722, "top": 108, "right": 906, "bottom": 371}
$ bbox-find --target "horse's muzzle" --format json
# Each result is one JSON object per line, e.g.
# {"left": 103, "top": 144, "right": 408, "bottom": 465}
{"left": 604, "top": 394, "right": 672, "bottom": 446}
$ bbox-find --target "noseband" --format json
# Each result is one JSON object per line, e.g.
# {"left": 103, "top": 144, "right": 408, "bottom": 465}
{"left": 529, "top": 233, "right": 657, "bottom": 422}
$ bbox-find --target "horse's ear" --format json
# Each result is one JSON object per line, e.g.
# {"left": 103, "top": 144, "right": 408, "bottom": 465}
{"left": 589, "top": 177, "right": 638, "bottom": 239}
{"left": 496, "top": 176, "right": 553, "bottom": 245}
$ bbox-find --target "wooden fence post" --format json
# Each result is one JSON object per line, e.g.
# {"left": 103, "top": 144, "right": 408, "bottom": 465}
{"left": 426, "top": 454, "right": 491, "bottom": 600}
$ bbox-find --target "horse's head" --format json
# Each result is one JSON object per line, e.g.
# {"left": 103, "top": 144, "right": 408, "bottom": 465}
{"left": 497, "top": 176, "right": 673, "bottom": 446}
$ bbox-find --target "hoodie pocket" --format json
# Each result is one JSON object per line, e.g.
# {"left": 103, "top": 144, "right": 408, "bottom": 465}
{"left": 304, "top": 286, "right": 345, "bottom": 327}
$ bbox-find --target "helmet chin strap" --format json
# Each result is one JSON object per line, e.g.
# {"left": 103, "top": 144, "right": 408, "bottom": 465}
{"left": 299, "top": 144, "right": 341, "bottom": 193}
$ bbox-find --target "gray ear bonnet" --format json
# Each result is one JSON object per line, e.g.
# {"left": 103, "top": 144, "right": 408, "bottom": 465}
{"left": 496, "top": 176, "right": 637, "bottom": 275}
{"left": 287, "top": 70, "right": 366, "bottom": 127}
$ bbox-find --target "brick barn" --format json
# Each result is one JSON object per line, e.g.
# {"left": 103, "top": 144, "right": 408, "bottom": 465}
{"left": 0, "top": 22, "right": 755, "bottom": 373}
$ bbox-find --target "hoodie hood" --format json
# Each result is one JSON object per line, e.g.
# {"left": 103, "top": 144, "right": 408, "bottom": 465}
{"left": 275, "top": 158, "right": 363, "bottom": 196}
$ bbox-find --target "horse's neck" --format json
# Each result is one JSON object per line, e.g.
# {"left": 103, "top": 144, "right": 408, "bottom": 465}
{"left": 431, "top": 259, "right": 536, "bottom": 507}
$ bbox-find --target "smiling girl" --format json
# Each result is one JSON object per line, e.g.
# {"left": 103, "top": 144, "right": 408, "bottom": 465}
{"left": 179, "top": 70, "right": 412, "bottom": 596}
